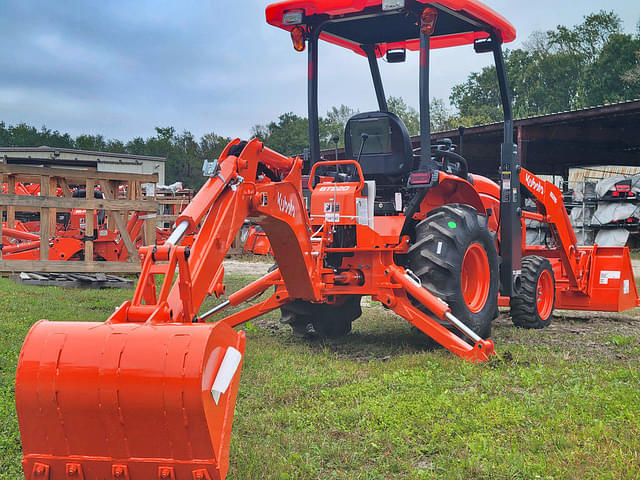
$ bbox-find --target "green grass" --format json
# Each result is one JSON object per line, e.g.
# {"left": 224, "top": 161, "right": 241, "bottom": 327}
{"left": 1, "top": 276, "right": 640, "bottom": 479}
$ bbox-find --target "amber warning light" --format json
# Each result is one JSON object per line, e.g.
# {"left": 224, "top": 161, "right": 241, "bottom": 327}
{"left": 291, "top": 26, "right": 306, "bottom": 52}
{"left": 420, "top": 7, "right": 438, "bottom": 36}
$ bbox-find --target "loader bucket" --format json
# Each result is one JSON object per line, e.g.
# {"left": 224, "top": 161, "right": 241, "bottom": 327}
{"left": 556, "top": 246, "right": 640, "bottom": 312}
{"left": 15, "top": 319, "right": 246, "bottom": 480}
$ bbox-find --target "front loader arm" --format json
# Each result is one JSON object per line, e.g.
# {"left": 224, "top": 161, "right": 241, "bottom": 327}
{"left": 520, "top": 168, "right": 585, "bottom": 288}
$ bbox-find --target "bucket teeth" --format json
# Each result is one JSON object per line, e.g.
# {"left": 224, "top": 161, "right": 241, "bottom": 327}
{"left": 31, "top": 463, "right": 50, "bottom": 478}
{"left": 65, "top": 463, "right": 83, "bottom": 479}
{"left": 112, "top": 465, "right": 129, "bottom": 479}
{"left": 192, "top": 469, "right": 212, "bottom": 480}
{"left": 158, "top": 466, "right": 175, "bottom": 480}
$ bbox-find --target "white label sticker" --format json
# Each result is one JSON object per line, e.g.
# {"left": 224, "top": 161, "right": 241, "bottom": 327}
{"left": 599, "top": 270, "right": 621, "bottom": 285}
{"left": 356, "top": 197, "right": 368, "bottom": 225}
{"left": 382, "top": 0, "right": 405, "bottom": 11}
{"left": 436, "top": 241, "right": 442, "bottom": 255}
{"left": 211, "top": 347, "right": 242, "bottom": 405}
{"left": 623, "top": 279, "right": 629, "bottom": 295}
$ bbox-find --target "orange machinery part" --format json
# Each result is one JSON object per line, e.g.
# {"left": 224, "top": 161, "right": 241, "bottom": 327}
{"left": 16, "top": 320, "right": 246, "bottom": 480}
{"left": 12, "top": 140, "right": 505, "bottom": 480}
{"left": 515, "top": 168, "right": 640, "bottom": 311}
{"left": 242, "top": 226, "right": 273, "bottom": 256}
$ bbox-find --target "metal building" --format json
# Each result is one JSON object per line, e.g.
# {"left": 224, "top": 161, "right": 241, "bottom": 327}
{"left": 0, "top": 146, "right": 166, "bottom": 185}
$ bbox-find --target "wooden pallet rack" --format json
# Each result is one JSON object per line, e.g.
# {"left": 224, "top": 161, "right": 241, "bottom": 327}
{"left": 0, "top": 163, "right": 158, "bottom": 273}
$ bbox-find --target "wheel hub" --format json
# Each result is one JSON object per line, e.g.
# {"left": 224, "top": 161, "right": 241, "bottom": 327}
{"left": 461, "top": 242, "right": 490, "bottom": 313}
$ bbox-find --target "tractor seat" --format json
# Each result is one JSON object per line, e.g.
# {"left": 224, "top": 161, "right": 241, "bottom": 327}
{"left": 344, "top": 111, "right": 413, "bottom": 186}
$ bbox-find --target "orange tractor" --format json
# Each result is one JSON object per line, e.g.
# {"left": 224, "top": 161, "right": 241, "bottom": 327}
{"left": 15, "top": 1, "right": 639, "bottom": 479}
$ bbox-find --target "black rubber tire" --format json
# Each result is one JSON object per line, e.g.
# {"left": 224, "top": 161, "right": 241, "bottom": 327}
{"left": 510, "top": 256, "right": 555, "bottom": 329}
{"left": 280, "top": 301, "right": 314, "bottom": 337}
{"left": 407, "top": 204, "right": 499, "bottom": 340}
{"left": 280, "top": 296, "right": 362, "bottom": 339}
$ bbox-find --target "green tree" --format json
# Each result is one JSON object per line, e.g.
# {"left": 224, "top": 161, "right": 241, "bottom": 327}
{"left": 252, "top": 112, "right": 309, "bottom": 156}
{"left": 622, "top": 51, "right": 640, "bottom": 84}
{"left": 450, "top": 65, "right": 504, "bottom": 124}
{"left": 386, "top": 96, "right": 419, "bottom": 135}
{"left": 430, "top": 98, "right": 459, "bottom": 132}
{"left": 322, "top": 104, "right": 359, "bottom": 147}
{"left": 0, "top": 123, "right": 75, "bottom": 148}
{"left": 200, "top": 132, "right": 231, "bottom": 161}
{"left": 251, "top": 106, "right": 360, "bottom": 156}
{"left": 0, "top": 120, "right": 231, "bottom": 189}
{"left": 583, "top": 34, "right": 640, "bottom": 105}
{"left": 450, "top": 10, "right": 639, "bottom": 125}
{"left": 547, "top": 11, "right": 622, "bottom": 63}
{"left": 74, "top": 134, "right": 107, "bottom": 151}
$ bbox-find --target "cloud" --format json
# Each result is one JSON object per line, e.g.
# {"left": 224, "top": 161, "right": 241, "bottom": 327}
{"left": 0, "top": 0, "right": 638, "bottom": 141}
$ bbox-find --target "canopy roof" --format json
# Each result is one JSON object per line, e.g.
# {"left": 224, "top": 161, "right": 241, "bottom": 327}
{"left": 266, "top": 0, "right": 516, "bottom": 56}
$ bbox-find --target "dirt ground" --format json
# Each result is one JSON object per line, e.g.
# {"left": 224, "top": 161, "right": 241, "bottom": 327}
{"left": 223, "top": 259, "right": 271, "bottom": 275}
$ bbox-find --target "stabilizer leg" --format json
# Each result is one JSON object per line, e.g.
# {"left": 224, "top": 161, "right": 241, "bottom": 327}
{"left": 386, "top": 264, "right": 495, "bottom": 362}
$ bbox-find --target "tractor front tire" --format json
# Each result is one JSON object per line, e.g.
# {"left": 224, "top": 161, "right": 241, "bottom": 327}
{"left": 510, "top": 256, "right": 555, "bottom": 329}
{"left": 280, "top": 296, "right": 362, "bottom": 339}
{"left": 408, "top": 204, "right": 499, "bottom": 339}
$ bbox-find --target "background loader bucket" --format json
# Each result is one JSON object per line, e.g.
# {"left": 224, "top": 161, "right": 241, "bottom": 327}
{"left": 15, "top": 319, "right": 246, "bottom": 480}
{"left": 556, "top": 246, "right": 640, "bottom": 311}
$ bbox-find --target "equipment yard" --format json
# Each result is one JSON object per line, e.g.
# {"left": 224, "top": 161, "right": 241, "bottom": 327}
{"left": 3, "top": 1, "right": 640, "bottom": 479}
{"left": 1, "top": 271, "right": 639, "bottom": 480}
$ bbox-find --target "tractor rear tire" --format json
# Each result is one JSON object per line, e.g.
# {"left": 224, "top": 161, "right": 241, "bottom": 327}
{"left": 280, "top": 296, "right": 362, "bottom": 339}
{"left": 407, "top": 204, "right": 498, "bottom": 340}
{"left": 510, "top": 256, "right": 555, "bottom": 329}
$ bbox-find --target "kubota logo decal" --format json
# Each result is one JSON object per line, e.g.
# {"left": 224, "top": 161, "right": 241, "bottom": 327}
{"left": 525, "top": 173, "right": 544, "bottom": 195}
{"left": 277, "top": 192, "right": 296, "bottom": 217}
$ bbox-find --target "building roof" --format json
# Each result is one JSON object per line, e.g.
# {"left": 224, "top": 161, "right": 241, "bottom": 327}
{"left": 0, "top": 146, "right": 165, "bottom": 162}
{"left": 319, "top": 99, "right": 640, "bottom": 178}
{"left": 428, "top": 99, "right": 640, "bottom": 177}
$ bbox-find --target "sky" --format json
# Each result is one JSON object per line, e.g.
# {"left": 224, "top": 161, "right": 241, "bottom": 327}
{"left": 0, "top": 1, "right": 639, "bottom": 142}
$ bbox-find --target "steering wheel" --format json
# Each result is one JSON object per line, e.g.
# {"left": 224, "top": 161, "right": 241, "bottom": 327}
{"left": 432, "top": 149, "right": 469, "bottom": 180}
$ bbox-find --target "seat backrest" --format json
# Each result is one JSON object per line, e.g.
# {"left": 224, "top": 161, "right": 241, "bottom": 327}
{"left": 344, "top": 111, "right": 413, "bottom": 186}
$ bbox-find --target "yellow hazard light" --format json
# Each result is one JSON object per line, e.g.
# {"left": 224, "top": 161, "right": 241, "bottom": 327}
{"left": 420, "top": 7, "right": 438, "bottom": 36}
{"left": 291, "top": 26, "right": 306, "bottom": 52}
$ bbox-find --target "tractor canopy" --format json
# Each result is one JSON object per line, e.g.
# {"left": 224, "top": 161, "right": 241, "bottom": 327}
{"left": 266, "top": 0, "right": 516, "bottom": 57}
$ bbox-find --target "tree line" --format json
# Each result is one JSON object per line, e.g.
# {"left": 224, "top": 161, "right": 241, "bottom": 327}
{"left": 450, "top": 11, "right": 640, "bottom": 123}
{"left": 1, "top": 10, "right": 638, "bottom": 189}
{"left": 0, "top": 122, "right": 231, "bottom": 190}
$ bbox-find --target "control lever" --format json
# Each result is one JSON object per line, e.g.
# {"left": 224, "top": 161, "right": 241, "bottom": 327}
{"left": 332, "top": 135, "right": 343, "bottom": 176}
{"left": 356, "top": 133, "right": 369, "bottom": 163}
